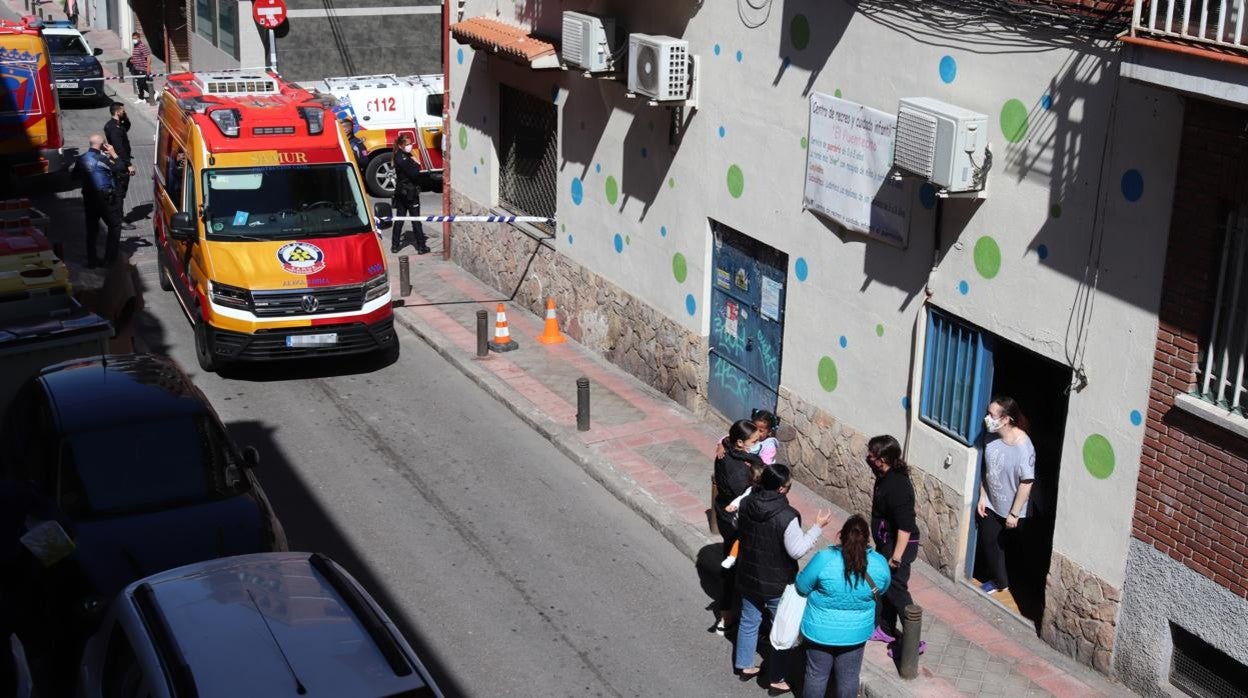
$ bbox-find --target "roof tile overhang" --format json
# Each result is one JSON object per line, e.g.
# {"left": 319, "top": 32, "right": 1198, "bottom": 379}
{"left": 451, "top": 16, "right": 560, "bottom": 70}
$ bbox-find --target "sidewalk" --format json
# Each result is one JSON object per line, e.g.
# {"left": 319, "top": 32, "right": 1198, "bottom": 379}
{"left": 387, "top": 243, "right": 1135, "bottom": 697}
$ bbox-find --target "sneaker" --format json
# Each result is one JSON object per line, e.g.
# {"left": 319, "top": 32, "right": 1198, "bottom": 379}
{"left": 980, "top": 581, "right": 1006, "bottom": 594}
{"left": 720, "top": 555, "right": 737, "bottom": 570}
{"left": 133, "top": 98, "right": 146, "bottom": 104}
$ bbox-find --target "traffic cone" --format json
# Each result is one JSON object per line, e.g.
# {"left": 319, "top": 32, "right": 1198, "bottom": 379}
{"left": 488, "top": 302, "right": 519, "bottom": 352}
{"left": 537, "top": 297, "right": 566, "bottom": 344}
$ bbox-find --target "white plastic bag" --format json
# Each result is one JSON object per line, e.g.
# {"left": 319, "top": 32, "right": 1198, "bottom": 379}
{"left": 769, "top": 584, "right": 807, "bottom": 650}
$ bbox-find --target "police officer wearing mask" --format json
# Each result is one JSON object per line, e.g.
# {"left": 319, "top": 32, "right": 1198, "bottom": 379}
{"left": 73, "top": 133, "right": 126, "bottom": 268}
{"left": 103, "top": 102, "right": 137, "bottom": 230}
{"left": 391, "top": 133, "right": 428, "bottom": 255}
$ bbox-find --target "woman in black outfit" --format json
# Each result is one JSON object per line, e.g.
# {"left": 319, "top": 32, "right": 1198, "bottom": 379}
{"left": 391, "top": 133, "right": 429, "bottom": 254}
{"left": 712, "top": 419, "right": 762, "bottom": 633}
{"left": 866, "top": 435, "right": 921, "bottom": 644}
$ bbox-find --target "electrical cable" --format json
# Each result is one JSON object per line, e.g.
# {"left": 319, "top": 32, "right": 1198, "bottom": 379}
{"left": 738, "top": 0, "right": 773, "bottom": 29}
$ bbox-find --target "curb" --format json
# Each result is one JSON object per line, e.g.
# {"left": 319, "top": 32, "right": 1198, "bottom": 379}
{"left": 391, "top": 305, "right": 906, "bottom": 697}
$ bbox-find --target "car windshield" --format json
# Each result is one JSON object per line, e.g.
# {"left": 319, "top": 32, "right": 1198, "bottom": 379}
{"left": 202, "top": 164, "right": 370, "bottom": 239}
{"left": 62, "top": 417, "right": 244, "bottom": 517}
{"left": 46, "top": 34, "right": 89, "bottom": 56}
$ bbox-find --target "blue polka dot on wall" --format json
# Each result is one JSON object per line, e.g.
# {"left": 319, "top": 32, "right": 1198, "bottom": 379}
{"left": 839, "top": 336, "right": 848, "bottom": 349}
{"left": 570, "top": 177, "right": 583, "bottom": 206}
{"left": 640, "top": 147, "right": 648, "bottom": 159}
{"left": 736, "top": 50, "right": 744, "bottom": 62}
{"left": 660, "top": 225, "right": 668, "bottom": 238}
{"left": 1041, "top": 94, "right": 1053, "bottom": 110}
{"left": 714, "top": 44, "right": 721, "bottom": 56}
{"left": 919, "top": 182, "right": 937, "bottom": 210}
{"left": 1122, "top": 169, "right": 1144, "bottom": 202}
{"left": 718, "top": 125, "right": 726, "bottom": 138}
{"left": 567, "top": 234, "right": 573, "bottom": 245}
{"left": 901, "top": 396, "right": 911, "bottom": 411}
{"left": 685, "top": 294, "right": 697, "bottom": 316}
{"left": 457, "top": 48, "right": 464, "bottom": 65}
{"left": 595, "top": 163, "right": 601, "bottom": 174}
{"left": 1130, "top": 409, "right": 1143, "bottom": 426}
{"left": 1037, "top": 244, "right": 1049, "bottom": 260}
{"left": 959, "top": 280, "right": 970, "bottom": 295}
{"left": 613, "top": 234, "right": 624, "bottom": 253}
{"left": 795, "top": 257, "right": 809, "bottom": 281}
{"left": 472, "top": 166, "right": 477, "bottom": 174}
{"left": 939, "top": 55, "right": 957, "bottom": 83}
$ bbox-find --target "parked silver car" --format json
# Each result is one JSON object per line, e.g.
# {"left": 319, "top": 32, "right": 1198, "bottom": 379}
{"left": 76, "top": 553, "right": 443, "bottom": 697}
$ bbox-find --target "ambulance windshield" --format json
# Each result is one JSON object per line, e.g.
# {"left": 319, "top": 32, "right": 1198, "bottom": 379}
{"left": 202, "top": 163, "right": 371, "bottom": 239}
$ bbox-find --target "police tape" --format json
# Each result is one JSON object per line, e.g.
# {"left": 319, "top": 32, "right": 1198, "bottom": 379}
{"left": 103, "top": 73, "right": 169, "bottom": 82}
{"left": 382, "top": 215, "right": 557, "bottom": 224}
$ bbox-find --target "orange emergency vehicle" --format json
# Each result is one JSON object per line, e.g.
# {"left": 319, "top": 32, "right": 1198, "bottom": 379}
{"left": 153, "top": 70, "right": 397, "bottom": 372}
{"left": 0, "top": 16, "right": 67, "bottom": 181}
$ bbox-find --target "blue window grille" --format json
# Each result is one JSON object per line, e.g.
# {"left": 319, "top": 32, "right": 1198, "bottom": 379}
{"left": 920, "top": 308, "right": 994, "bottom": 445}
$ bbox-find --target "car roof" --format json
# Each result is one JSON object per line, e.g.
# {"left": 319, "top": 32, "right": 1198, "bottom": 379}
{"left": 129, "top": 553, "right": 434, "bottom": 697}
{"left": 38, "top": 355, "right": 208, "bottom": 434}
{"left": 41, "top": 26, "right": 83, "bottom": 37}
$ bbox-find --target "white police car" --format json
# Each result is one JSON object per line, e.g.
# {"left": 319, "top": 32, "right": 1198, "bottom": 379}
{"left": 41, "top": 20, "right": 105, "bottom": 100}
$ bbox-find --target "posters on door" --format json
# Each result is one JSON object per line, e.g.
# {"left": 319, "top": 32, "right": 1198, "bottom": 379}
{"left": 803, "top": 93, "right": 911, "bottom": 248}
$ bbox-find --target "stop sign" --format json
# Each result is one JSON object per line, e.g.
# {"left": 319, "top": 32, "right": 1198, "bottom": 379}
{"left": 253, "top": 0, "right": 287, "bottom": 29}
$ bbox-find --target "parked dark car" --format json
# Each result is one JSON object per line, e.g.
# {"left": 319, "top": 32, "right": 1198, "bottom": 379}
{"left": 41, "top": 20, "right": 105, "bottom": 100}
{"left": 0, "top": 354, "right": 287, "bottom": 602}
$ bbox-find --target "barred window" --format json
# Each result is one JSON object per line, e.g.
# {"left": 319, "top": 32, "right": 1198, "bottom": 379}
{"left": 498, "top": 84, "right": 556, "bottom": 230}
{"left": 920, "top": 308, "right": 994, "bottom": 445}
{"left": 1197, "top": 209, "right": 1248, "bottom": 416}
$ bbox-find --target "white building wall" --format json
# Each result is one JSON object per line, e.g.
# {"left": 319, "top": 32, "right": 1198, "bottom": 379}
{"left": 449, "top": 1, "right": 1181, "bottom": 591}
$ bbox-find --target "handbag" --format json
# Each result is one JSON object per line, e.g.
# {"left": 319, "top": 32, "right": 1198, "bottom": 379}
{"left": 769, "top": 584, "right": 807, "bottom": 650}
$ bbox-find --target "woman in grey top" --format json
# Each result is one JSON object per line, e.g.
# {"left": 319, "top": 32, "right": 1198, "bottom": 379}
{"left": 975, "top": 396, "right": 1035, "bottom": 594}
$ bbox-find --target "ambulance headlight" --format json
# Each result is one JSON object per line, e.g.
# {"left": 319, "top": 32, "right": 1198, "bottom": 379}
{"left": 209, "top": 108, "right": 241, "bottom": 137}
{"left": 299, "top": 106, "right": 324, "bottom": 136}
{"left": 363, "top": 273, "right": 389, "bottom": 302}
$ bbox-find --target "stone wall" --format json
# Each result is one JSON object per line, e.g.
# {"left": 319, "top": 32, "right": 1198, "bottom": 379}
{"left": 1040, "top": 551, "right": 1121, "bottom": 674}
{"left": 777, "top": 387, "right": 963, "bottom": 577}
{"left": 448, "top": 193, "right": 709, "bottom": 412}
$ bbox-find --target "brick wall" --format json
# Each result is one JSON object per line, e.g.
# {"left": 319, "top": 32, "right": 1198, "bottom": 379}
{"left": 1134, "top": 99, "right": 1248, "bottom": 599}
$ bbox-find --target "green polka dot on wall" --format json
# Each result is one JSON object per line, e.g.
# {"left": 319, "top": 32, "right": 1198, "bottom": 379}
{"left": 1083, "top": 434, "right": 1115, "bottom": 479}
{"left": 800, "top": 136, "right": 808, "bottom": 150}
{"left": 605, "top": 176, "right": 620, "bottom": 205}
{"left": 790, "top": 14, "right": 810, "bottom": 51}
{"left": 726, "top": 165, "right": 745, "bottom": 199}
{"left": 668, "top": 177, "right": 676, "bottom": 189}
{"left": 875, "top": 324, "right": 884, "bottom": 337}
{"left": 458, "top": 125, "right": 468, "bottom": 150}
{"left": 1000, "top": 99, "right": 1029, "bottom": 143}
{"left": 672, "top": 253, "right": 688, "bottom": 283}
{"left": 817, "top": 356, "right": 838, "bottom": 392}
{"left": 974, "top": 236, "right": 1002, "bottom": 279}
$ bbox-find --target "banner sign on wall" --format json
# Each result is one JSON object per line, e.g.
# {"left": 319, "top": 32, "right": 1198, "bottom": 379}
{"left": 802, "top": 93, "right": 910, "bottom": 248}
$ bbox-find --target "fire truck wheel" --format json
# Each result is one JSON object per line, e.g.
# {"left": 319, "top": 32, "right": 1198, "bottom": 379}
{"left": 364, "top": 152, "right": 397, "bottom": 198}
{"left": 156, "top": 248, "right": 173, "bottom": 292}
{"left": 194, "top": 316, "right": 220, "bottom": 373}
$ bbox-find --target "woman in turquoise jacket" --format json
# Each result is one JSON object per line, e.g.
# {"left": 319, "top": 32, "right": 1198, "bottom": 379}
{"left": 795, "top": 515, "right": 891, "bottom": 698}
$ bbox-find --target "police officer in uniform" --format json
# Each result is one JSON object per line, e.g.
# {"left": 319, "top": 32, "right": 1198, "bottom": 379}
{"left": 391, "top": 133, "right": 429, "bottom": 254}
{"left": 74, "top": 133, "right": 126, "bottom": 268}
{"left": 103, "top": 102, "right": 137, "bottom": 230}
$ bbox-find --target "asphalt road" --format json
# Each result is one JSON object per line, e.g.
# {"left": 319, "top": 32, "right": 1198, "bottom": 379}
{"left": 134, "top": 270, "right": 743, "bottom": 696}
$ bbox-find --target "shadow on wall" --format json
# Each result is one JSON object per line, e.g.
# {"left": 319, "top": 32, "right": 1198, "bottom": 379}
{"left": 619, "top": 101, "right": 681, "bottom": 221}
{"left": 603, "top": 0, "right": 703, "bottom": 38}
{"left": 456, "top": 54, "right": 494, "bottom": 157}
{"left": 559, "top": 77, "right": 614, "bottom": 182}
{"left": 225, "top": 419, "right": 468, "bottom": 698}
{"left": 775, "top": 0, "right": 854, "bottom": 96}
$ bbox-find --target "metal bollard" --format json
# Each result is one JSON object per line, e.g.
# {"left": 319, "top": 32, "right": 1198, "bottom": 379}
{"left": 398, "top": 255, "right": 411, "bottom": 298}
{"left": 476, "top": 310, "right": 488, "bottom": 357}
{"left": 576, "top": 377, "right": 590, "bottom": 431}
{"left": 898, "top": 604, "right": 923, "bottom": 679}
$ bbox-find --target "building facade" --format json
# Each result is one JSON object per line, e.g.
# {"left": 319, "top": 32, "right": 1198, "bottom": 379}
{"left": 446, "top": 0, "right": 1247, "bottom": 688}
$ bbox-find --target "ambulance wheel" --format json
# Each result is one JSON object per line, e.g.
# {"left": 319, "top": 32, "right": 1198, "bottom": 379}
{"left": 365, "top": 152, "right": 396, "bottom": 198}
{"left": 156, "top": 248, "right": 173, "bottom": 292}
{"left": 194, "top": 317, "right": 220, "bottom": 373}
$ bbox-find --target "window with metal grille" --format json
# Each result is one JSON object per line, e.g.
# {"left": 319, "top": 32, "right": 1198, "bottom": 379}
{"left": 920, "top": 308, "right": 994, "bottom": 445}
{"left": 1170, "top": 622, "right": 1248, "bottom": 698}
{"left": 498, "top": 84, "right": 556, "bottom": 231}
{"left": 1197, "top": 210, "right": 1248, "bottom": 416}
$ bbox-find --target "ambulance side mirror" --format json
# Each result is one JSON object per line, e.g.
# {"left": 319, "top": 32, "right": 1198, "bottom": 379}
{"left": 170, "top": 212, "right": 196, "bottom": 242}
{"left": 373, "top": 201, "right": 393, "bottom": 230}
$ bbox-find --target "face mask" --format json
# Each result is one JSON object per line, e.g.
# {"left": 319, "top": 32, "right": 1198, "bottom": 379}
{"left": 133, "top": 39, "right": 140, "bottom": 45}
{"left": 747, "top": 441, "right": 762, "bottom": 454}
{"left": 984, "top": 415, "right": 1004, "bottom": 433}
{"left": 403, "top": 145, "right": 413, "bottom": 154}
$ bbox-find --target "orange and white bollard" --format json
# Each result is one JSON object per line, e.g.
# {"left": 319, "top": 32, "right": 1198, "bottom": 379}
{"left": 488, "top": 302, "right": 519, "bottom": 352}
{"left": 537, "top": 297, "right": 566, "bottom": 344}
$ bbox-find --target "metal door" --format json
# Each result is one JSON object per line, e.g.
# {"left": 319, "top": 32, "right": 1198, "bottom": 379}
{"left": 708, "top": 222, "right": 787, "bottom": 420}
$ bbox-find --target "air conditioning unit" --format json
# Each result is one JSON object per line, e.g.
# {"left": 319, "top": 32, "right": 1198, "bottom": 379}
{"left": 893, "top": 97, "right": 988, "bottom": 193}
{"left": 627, "top": 34, "right": 689, "bottom": 102}
{"left": 561, "top": 11, "right": 618, "bottom": 72}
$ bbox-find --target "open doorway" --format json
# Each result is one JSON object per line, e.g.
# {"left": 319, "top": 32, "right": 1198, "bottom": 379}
{"left": 970, "top": 339, "right": 1071, "bottom": 629}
